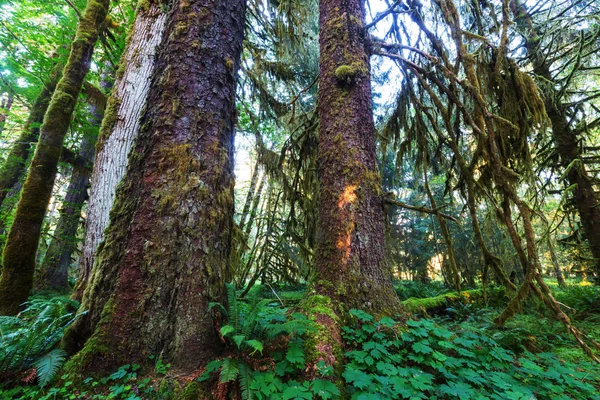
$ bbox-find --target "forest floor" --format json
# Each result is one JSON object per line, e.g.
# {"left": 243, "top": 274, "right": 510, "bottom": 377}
{"left": 1, "top": 279, "right": 600, "bottom": 399}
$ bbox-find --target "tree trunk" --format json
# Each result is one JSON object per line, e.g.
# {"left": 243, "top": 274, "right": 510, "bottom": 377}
{"left": 63, "top": 0, "right": 246, "bottom": 374}
{"left": 0, "top": 0, "right": 109, "bottom": 316}
{"left": 0, "top": 63, "right": 63, "bottom": 210}
{"left": 0, "top": 93, "right": 14, "bottom": 137}
{"left": 548, "top": 237, "right": 566, "bottom": 287}
{"left": 74, "top": 2, "right": 168, "bottom": 300}
{"left": 39, "top": 113, "right": 102, "bottom": 292}
{"left": 301, "top": 0, "right": 402, "bottom": 379}
{"left": 511, "top": 0, "right": 600, "bottom": 283}
{"left": 313, "top": 0, "right": 400, "bottom": 313}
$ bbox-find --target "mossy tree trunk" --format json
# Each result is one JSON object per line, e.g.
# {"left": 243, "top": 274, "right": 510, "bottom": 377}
{"left": 74, "top": 1, "right": 168, "bottom": 301}
{"left": 38, "top": 135, "right": 93, "bottom": 292}
{"left": 314, "top": 0, "right": 400, "bottom": 314}
{"left": 303, "top": 0, "right": 402, "bottom": 378}
{"left": 0, "top": 0, "right": 110, "bottom": 316}
{"left": 0, "top": 62, "right": 63, "bottom": 210}
{"left": 511, "top": 0, "right": 600, "bottom": 283}
{"left": 63, "top": 0, "right": 246, "bottom": 373}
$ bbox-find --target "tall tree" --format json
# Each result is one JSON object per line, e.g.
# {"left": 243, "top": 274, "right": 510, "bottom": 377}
{"left": 74, "top": 1, "right": 167, "bottom": 300}
{"left": 0, "top": 93, "right": 13, "bottom": 137}
{"left": 64, "top": 0, "right": 247, "bottom": 373}
{"left": 0, "top": 60, "right": 63, "bottom": 210}
{"left": 304, "top": 0, "right": 402, "bottom": 373}
{"left": 0, "top": 0, "right": 110, "bottom": 315}
{"left": 511, "top": 0, "right": 600, "bottom": 283}
{"left": 314, "top": 0, "right": 400, "bottom": 312}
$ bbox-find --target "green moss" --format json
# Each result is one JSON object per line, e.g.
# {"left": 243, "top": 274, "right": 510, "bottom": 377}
{"left": 179, "top": 382, "right": 202, "bottom": 400}
{"left": 334, "top": 65, "right": 357, "bottom": 83}
{"left": 402, "top": 289, "right": 485, "bottom": 313}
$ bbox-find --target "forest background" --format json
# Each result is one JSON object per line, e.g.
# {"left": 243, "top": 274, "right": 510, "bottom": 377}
{"left": 0, "top": 0, "right": 600, "bottom": 398}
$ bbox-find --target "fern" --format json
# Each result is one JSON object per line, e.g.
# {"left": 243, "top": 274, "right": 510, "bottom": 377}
{"left": 201, "top": 284, "right": 315, "bottom": 400}
{"left": 0, "top": 295, "right": 85, "bottom": 386}
{"left": 220, "top": 358, "right": 240, "bottom": 382}
{"left": 238, "top": 362, "right": 253, "bottom": 400}
{"left": 34, "top": 349, "right": 66, "bottom": 387}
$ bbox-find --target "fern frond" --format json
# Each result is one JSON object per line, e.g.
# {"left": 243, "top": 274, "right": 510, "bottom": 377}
{"left": 220, "top": 325, "right": 235, "bottom": 338}
{"left": 226, "top": 284, "right": 241, "bottom": 333}
{"left": 34, "top": 349, "right": 66, "bottom": 387}
{"left": 245, "top": 339, "right": 264, "bottom": 355}
{"left": 243, "top": 299, "right": 275, "bottom": 338}
{"left": 220, "top": 358, "right": 239, "bottom": 382}
{"left": 238, "top": 362, "right": 253, "bottom": 400}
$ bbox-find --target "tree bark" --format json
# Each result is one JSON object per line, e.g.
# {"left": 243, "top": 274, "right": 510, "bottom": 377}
{"left": 0, "top": 0, "right": 110, "bottom": 316}
{"left": 548, "top": 236, "right": 566, "bottom": 287}
{"left": 301, "top": 0, "right": 402, "bottom": 380}
{"left": 511, "top": 0, "right": 600, "bottom": 283}
{"left": 74, "top": 2, "right": 168, "bottom": 300}
{"left": 313, "top": 0, "right": 400, "bottom": 313}
{"left": 63, "top": 0, "right": 246, "bottom": 374}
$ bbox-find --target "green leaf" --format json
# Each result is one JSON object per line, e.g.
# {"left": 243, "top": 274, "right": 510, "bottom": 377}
{"left": 245, "top": 339, "right": 264, "bottom": 355}
{"left": 311, "top": 379, "right": 340, "bottom": 399}
{"left": 282, "top": 383, "right": 312, "bottom": 400}
{"left": 220, "top": 325, "right": 235, "bottom": 337}
{"left": 343, "top": 368, "right": 373, "bottom": 389}
{"left": 34, "top": 349, "right": 66, "bottom": 387}
{"left": 286, "top": 343, "right": 305, "bottom": 366}
{"left": 233, "top": 335, "right": 245, "bottom": 348}
{"left": 412, "top": 342, "right": 433, "bottom": 354}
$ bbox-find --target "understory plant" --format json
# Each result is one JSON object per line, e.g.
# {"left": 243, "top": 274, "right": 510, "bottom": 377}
{"left": 200, "top": 284, "right": 340, "bottom": 399}
{"left": 343, "top": 309, "right": 600, "bottom": 399}
{"left": 0, "top": 295, "right": 84, "bottom": 387}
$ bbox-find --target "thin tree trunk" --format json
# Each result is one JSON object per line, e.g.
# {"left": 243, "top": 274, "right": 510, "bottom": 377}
{"left": 423, "top": 167, "right": 460, "bottom": 292}
{"left": 74, "top": 2, "right": 168, "bottom": 300}
{"left": 548, "top": 236, "right": 566, "bottom": 287}
{"left": 511, "top": 0, "right": 600, "bottom": 283}
{"left": 63, "top": 0, "right": 246, "bottom": 373}
{"left": 0, "top": 93, "right": 14, "bottom": 137}
{"left": 0, "top": 63, "right": 63, "bottom": 210}
{"left": 0, "top": 0, "right": 110, "bottom": 316}
{"left": 39, "top": 99, "right": 105, "bottom": 291}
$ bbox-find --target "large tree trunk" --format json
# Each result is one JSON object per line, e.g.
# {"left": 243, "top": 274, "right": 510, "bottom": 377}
{"left": 511, "top": 0, "right": 600, "bottom": 283}
{"left": 301, "top": 0, "right": 402, "bottom": 378}
{"left": 63, "top": 0, "right": 246, "bottom": 374}
{"left": 74, "top": 2, "right": 168, "bottom": 300}
{"left": 0, "top": 0, "right": 109, "bottom": 316}
{"left": 313, "top": 0, "right": 400, "bottom": 313}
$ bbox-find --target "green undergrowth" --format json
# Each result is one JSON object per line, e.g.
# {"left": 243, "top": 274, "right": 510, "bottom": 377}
{"left": 0, "top": 294, "right": 84, "bottom": 387}
{"left": 343, "top": 310, "right": 600, "bottom": 399}
{"left": 3, "top": 280, "right": 599, "bottom": 399}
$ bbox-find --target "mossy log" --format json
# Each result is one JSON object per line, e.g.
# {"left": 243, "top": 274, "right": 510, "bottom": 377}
{"left": 0, "top": 0, "right": 110, "bottom": 316}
